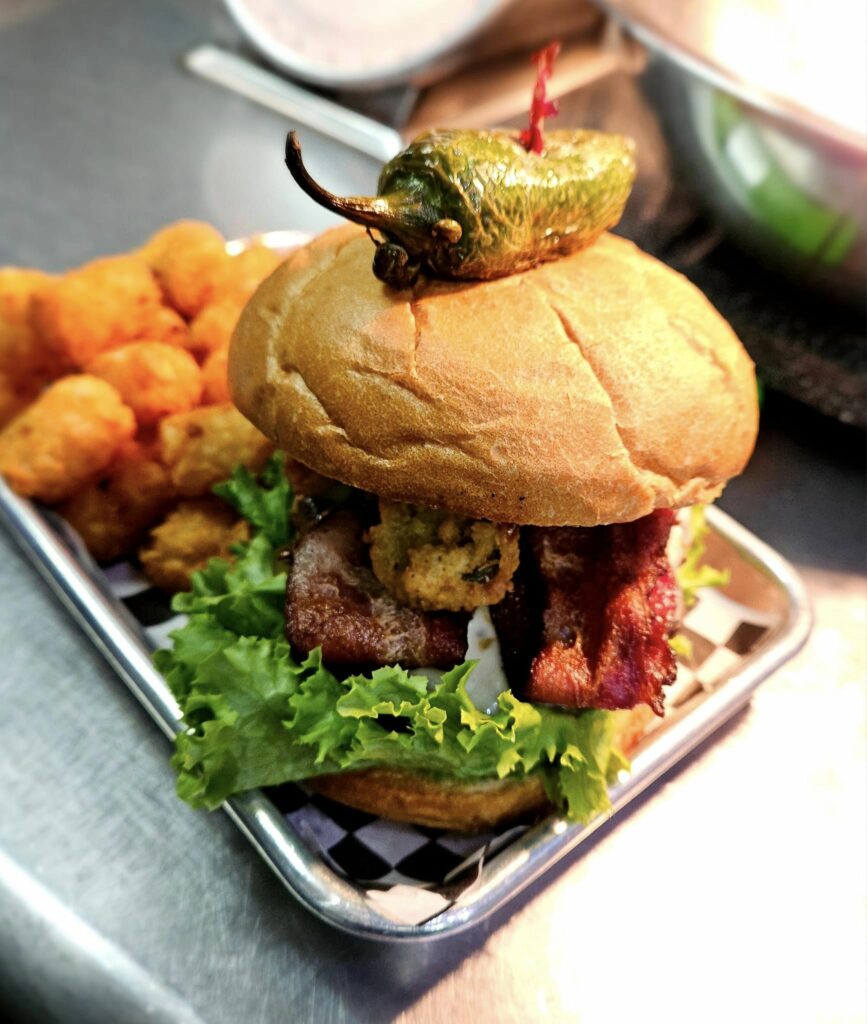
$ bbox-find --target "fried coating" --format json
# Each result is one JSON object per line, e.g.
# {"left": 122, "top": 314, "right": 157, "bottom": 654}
{"left": 139, "top": 496, "right": 249, "bottom": 592}
{"left": 0, "top": 375, "right": 135, "bottom": 503}
{"left": 200, "top": 345, "right": 230, "bottom": 404}
{"left": 0, "top": 372, "right": 44, "bottom": 429}
{"left": 31, "top": 255, "right": 163, "bottom": 368}
{"left": 367, "top": 501, "right": 520, "bottom": 612}
{"left": 137, "top": 304, "right": 190, "bottom": 349}
{"left": 58, "top": 442, "right": 175, "bottom": 563}
{"left": 159, "top": 403, "right": 272, "bottom": 497}
{"left": 139, "top": 221, "right": 229, "bottom": 318}
{"left": 188, "top": 297, "right": 244, "bottom": 357}
{"left": 86, "top": 341, "right": 202, "bottom": 427}
{"left": 211, "top": 244, "right": 282, "bottom": 304}
{"left": 0, "top": 267, "right": 59, "bottom": 384}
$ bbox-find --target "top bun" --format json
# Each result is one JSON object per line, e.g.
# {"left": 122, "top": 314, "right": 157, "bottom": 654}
{"left": 229, "top": 224, "right": 757, "bottom": 526}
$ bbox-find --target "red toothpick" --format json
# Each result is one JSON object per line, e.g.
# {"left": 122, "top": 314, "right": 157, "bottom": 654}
{"left": 519, "top": 41, "right": 561, "bottom": 154}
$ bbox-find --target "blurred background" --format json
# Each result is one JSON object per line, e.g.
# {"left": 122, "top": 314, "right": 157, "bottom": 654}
{"left": 3, "top": 0, "right": 865, "bottom": 428}
{"left": 208, "top": 0, "right": 867, "bottom": 427}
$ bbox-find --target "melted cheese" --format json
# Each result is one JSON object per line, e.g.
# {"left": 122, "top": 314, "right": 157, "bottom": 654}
{"left": 464, "top": 605, "right": 510, "bottom": 713}
{"left": 415, "top": 606, "right": 509, "bottom": 713}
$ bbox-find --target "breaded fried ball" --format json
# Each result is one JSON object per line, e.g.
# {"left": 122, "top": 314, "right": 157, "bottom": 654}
{"left": 139, "top": 496, "right": 249, "bottom": 592}
{"left": 0, "top": 375, "right": 135, "bottom": 503}
{"left": 367, "top": 501, "right": 520, "bottom": 612}
{"left": 86, "top": 341, "right": 202, "bottom": 427}
{"left": 137, "top": 304, "right": 190, "bottom": 349}
{"left": 59, "top": 442, "right": 175, "bottom": 563}
{"left": 212, "top": 244, "right": 282, "bottom": 304}
{"left": 139, "top": 221, "right": 229, "bottom": 318}
{"left": 159, "top": 403, "right": 272, "bottom": 497}
{"left": 200, "top": 345, "right": 230, "bottom": 405}
{"left": 31, "top": 255, "right": 163, "bottom": 368}
{"left": 188, "top": 297, "right": 244, "bottom": 357}
{"left": 0, "top": 267, "right": 59, "bottom": 384}
{"left": 0, "top": 372, "right": 43, "bottom": 429}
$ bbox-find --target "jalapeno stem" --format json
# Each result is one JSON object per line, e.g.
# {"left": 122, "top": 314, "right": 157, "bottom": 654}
{"left": 285, "top": 132, "right": 431, "bottom": 249}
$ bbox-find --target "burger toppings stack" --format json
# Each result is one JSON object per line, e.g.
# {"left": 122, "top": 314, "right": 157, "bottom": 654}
{"left": 0, "top": 48, "right": 758, "bottom": 830}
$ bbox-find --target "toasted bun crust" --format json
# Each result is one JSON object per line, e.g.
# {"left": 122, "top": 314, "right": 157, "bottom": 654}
{"left": 309, "top": 768, "right": 550, "bottom": 831}
{"left": 230, "top": 224, "right": 757, "bottom": 526}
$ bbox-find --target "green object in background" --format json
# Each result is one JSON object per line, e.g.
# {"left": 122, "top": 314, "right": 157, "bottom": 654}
{"left": 712, "top": 93, "right": 859, "bottom": 265}
{"left": 285, "top": 128, "right": 636, "bottom": 287}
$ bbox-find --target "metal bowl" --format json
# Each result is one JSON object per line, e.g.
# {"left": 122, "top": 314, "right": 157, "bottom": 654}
{"left": 222, "top": 0, "right": 510, "bottom": 92}
{"left": 599, "top": 2, "right": 867, "bottom": 306}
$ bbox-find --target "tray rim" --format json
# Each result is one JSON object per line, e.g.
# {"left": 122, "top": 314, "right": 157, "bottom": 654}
{"left": 0, "top": 478, "right": 811, "bottom": 941}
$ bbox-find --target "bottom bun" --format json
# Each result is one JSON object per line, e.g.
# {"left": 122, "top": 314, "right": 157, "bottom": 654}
{"left": 308, "top": 706, "right": 655, "bottom": 831}
{"left": 309, "top": 768, "right": 550, "bottom": 831}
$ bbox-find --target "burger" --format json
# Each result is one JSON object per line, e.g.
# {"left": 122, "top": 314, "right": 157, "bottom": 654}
{"left": 160, "top": 222, "right": 758, "bottom": 832}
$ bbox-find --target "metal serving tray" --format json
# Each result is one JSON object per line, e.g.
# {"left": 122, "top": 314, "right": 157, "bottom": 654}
{"left": 0, "top": 224, "right": 811, "bottom": 939}
{"left": 0, "top": 476, "right": 810, "bottom": 941}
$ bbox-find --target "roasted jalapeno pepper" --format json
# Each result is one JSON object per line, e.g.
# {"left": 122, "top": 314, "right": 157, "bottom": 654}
{"left": 285, "top": 128, "right": 636, "bottom": 288}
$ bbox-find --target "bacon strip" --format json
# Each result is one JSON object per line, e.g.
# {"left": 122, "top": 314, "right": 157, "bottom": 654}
{"left": 491, "top": 510, "right": 677, "bottom": 714}
{"left": 286, "top": 508, "right": 468, "bottom": 669}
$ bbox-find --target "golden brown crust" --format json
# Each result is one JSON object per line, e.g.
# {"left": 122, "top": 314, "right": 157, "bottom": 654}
{"left": 309, "top": 768, "right": 550, "bottom": 831}
{"left": 229, "top": 224, "right": 757, "bottom": 526}
{"left": 307, "top": 705, "right": 651, "bottom": 830}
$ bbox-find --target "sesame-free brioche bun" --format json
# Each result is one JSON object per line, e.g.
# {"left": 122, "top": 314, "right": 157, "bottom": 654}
{"left": 229, "top": 224, "right": 757, "bottom": 526}
{"left": 309, "top": 768, "right": 550, "bottom": 831}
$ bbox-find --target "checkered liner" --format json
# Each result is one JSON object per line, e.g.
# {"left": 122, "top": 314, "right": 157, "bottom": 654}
{"left": 97, "top": 547, "right": 778, "bottom": 926}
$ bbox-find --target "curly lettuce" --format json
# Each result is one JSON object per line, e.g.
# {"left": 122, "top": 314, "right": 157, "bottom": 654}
{"left": 155, "top": 454, "right": 627, "bottom": 823}
{"left": 677, "top": 505, "right": 730, "bottom": 609}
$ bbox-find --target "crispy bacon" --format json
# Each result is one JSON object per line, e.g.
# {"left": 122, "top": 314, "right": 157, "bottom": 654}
{"left": 491, "top": 510, "right": 677, "bottom": 715}
{"left": 286, "top": 508, "right": 468, "bottom": 669}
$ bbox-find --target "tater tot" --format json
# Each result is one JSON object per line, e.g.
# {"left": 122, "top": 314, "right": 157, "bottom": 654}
{"left": 0, "top": 375, "right": 135, "bottom": 503}
{"left": 31, "top": 255, "right": 163, "bottom": 368}
{"left": 200, "top": 346, "right": 230, "bottom": 405}
{"left": 136, "top": 304, "right": 190, "bottom": 349}
{"left": 0, "top": 372, "right": 43, "bottom": 429}
{"left": 86, "top": 341, "right": 202, "bottom": 427}
{"left": 159, "top": 404, "right": 272, "bottom": 497}
{"left": 0, "top": 267, "right": 60, "bottom": 384}
{"left": 212, "top": 244, "right": 282, "bottom": 304}
{"left": 139, "top": 221, "right": 229, "bottom": 318}
{"left": 59, "top": 442, "right": 175, "bottom": 563}
{"left": 188, "top": 297, "right": 244, "bottom": 357}
{"left": 139, "top": 496, "right": 249, "bottom": 592}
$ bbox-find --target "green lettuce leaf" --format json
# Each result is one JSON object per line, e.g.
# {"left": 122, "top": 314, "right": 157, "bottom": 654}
{"left": 677, "top": 505, "right": 730, "bottom": 608}
{"left": 212, "top": 453, "right": 295, "bottom": 548}
{"left": 157, "top": 454, "right": 628, "bottom": 824}
{"left": 164, "top": 633, "right": 625, "bottom": 822}
{"left": 668, "top": 633, "right": 694, "bottom": 660}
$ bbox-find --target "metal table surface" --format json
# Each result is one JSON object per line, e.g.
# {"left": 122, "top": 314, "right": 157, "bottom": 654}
{"left": 1, "top": 2, "right": 864, "bottom": 1022}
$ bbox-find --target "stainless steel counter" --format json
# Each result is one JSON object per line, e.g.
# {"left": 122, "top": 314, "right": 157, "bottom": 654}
{"left": 1, "top": 2, "right": 865, "bottom": 1022}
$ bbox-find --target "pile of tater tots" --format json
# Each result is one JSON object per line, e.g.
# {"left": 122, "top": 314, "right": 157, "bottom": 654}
{"left": 0, "top": 221, "right": 283, "bottom": 590}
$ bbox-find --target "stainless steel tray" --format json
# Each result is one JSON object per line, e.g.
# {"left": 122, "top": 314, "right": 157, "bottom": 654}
{"left": 0, "top": 475, "right": 810, "bottom": 940}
